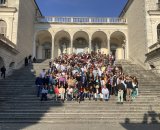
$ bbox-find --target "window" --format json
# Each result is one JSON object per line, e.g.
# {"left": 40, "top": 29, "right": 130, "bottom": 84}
{"left": 0, "top": 20, "right": 7, "bottom": 36}
{"left": 0, "top": 0, "right": 6, "bottom": 5}
{"left": 157, "top": 24, "right": 160, "bottom": 40}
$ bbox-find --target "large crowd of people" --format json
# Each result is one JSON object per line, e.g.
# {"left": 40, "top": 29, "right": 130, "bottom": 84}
{"left": 35, "top": 51, "right": 139, "bottom": 104}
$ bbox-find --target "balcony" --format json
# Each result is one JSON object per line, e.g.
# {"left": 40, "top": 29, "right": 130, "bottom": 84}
{"left": 36, "top": 16, "right": 127, "bottom": 24}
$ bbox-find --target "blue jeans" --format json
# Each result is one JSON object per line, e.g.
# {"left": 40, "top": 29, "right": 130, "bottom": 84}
{"left": 103, "top": 94, "right": 109, "bottom": 100}
{"left": 36, "top": 85, "right": 42, "bottom": 97}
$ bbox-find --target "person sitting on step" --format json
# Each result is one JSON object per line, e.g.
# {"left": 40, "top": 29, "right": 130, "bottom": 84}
{"left": 40, "top": 85, "right": 48, "bottom": 101}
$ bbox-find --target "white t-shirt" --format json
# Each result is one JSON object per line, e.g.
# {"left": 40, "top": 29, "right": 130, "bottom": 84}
{"left": 40, "top": 71, "right": 46, "bottom": 78}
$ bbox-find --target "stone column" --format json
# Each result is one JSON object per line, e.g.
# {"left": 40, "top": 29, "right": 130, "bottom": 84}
{"left": 32, "top": 34, "right": 36, "bottom": 58}
{"left": 89, "top": 36, "right": 92, "bottom": 53}
{"left": 125, "top": 39, "right": 128, "bottom": 59}
{"left": 51, "top": 36, "right": 55, "bottom": 59}
{"left": 108, "top": 38, "right": 110, "bottom": 54}
{"left": 70, "top": 35, "right": 73, "bottom": 54}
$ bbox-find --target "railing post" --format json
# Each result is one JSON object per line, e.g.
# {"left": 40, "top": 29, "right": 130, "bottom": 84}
{"left": 52, "top": 17, "right": 55, "bottom": 22}
{"left": 71, "top": 17, "right": 73, "bottom": 23}
{"left": 89, "top": 18, "right": 91, "bottom": 23}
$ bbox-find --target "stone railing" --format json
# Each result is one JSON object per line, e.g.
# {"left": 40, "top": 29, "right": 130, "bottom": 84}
{"left": 36, "top": 16, "right": 127, "bottom": 24}
{"left": 149, "top": 41, "right": 160, "bottom": 52}
{"left": 0, "top": 34, "right": 16, "bottom": 48}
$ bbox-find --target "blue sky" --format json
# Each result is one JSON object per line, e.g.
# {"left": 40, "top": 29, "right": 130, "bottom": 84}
{"left": 36, "top": 0, "right": 128, "bottom": 17}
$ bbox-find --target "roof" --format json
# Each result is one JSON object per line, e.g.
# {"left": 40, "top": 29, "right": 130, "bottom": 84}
{"left": 119, "top": 0, "right": 133, "bottom": 17}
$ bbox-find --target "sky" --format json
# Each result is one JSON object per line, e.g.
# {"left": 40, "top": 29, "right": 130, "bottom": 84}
{"left": 36, "top": 0, "right": 128, "bottom": 17}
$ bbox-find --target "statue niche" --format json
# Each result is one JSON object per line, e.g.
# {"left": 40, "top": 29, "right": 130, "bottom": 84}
{"left": 59, "top": 37, "right": 69, "bottom": 54}
{"left": 92, "top": 38, "right": 101, "bottom": 52}
{"left": 73, "top": 38, "right": 88, "bottom": 53}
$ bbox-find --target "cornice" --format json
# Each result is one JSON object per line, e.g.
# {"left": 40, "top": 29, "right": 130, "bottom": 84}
{"left": 0, "top": 7, "right": 17, "bottom": 13}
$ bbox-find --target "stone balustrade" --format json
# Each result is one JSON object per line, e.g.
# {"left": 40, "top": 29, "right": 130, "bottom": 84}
{"left": 36, "top": 16, "right": 127, "bottom": 24}
{"left": 0, "top": 34, "right": 16, "bottom": 48}
{"left": 149, "top": 41, "right": 160, "bottom": 52}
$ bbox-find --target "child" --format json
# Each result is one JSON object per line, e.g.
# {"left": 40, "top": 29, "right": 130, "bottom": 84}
{"left": 59, "top": 86, "right": 65, "bottom": 102}
{"left": 54, "top": 85, "right": 59, "bottom": 101}
{"left": 47, "top": 85, "right": 54, "bottom": 100}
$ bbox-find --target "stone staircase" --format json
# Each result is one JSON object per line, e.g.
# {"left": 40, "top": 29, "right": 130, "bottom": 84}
{"left": 0, "top": 60, "right": 159, "bottom": 125}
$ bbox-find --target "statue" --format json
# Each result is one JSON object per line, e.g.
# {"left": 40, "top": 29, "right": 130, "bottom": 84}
{"left": 95, "top": 43, "right": 98, "bottom": 52}
{"left": 61, "top": 43, "right": 67, "bottom": 54}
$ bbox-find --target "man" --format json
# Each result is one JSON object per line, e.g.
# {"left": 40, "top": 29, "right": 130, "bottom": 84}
{"left": 40, "top": 69, "right": 46, "bottom": 79}
{"left": 1, "top": 66, "right": 6, "bottom": 79}
{"left": 35, "top": 75, "right": 43, "bottom": 97}
{"left": 117, "top": 78, "right": 125, "bottom": 104}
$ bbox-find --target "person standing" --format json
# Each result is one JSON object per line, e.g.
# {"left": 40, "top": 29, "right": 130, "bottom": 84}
{"left": 1, "top": 66, "right": 6, "bottom": 79}
{"left": 24, "top": 57, "right": 28, "bottom": 66}
{"left": 117, "top": 79, "right": 125, "bottom": 104}
{"left": 35, "top": 75, "right": 43, "bottom": 97}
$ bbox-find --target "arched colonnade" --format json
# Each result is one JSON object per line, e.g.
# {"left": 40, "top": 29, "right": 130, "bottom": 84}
{"left": 33, "top": 29, "right": 127, "bottom": 60}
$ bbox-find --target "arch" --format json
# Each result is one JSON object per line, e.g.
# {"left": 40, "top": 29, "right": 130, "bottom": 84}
{"left": 0, "top": 20, "right": 7, "bottom": 36}
{"left": 9, "top": 62, "right": 15, "bottom": 68}
{"left": 92, "top": 31, "right": 108, "bottom": 53}
{"left": 35, "top": 30, "right": 52, "bottom": 59}
{"left": 0, "top": 57, "right": 5, "bottom": 69}
{"left": 157, "top": 24, "right": 160, "bottom": 40}
{"left": 73, "top": 31, "right": 89, "bottom": 54}
{"left": 110, "top": 31, "right": 126, "bottom": 60}
{"left": 54, "top": 30, "right": 71, "bottom": 42}
{"left": 73, "top": 31, "right": 89, "bottom": 41}
{"left": 54, "top": 30, "right": 71, "bottom": 56}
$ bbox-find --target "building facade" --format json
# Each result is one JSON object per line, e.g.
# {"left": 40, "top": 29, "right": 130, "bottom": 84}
{"left": 0, "top": 0, "right": 160, "bottom": 74}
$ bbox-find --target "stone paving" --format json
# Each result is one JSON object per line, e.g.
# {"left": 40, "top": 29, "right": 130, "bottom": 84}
{"left": 0, "top": 123, "right": 160, "bottom": 130}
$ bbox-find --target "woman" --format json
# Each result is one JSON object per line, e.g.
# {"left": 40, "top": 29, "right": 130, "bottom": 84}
{"left": 94, "top": 75, "right": 101, "bottom": 101}
{"left": 125, "top": 76, "right": 133, "bottom": 102}
{"left": 133, "top": 76, "right": 139, "bottom": 96}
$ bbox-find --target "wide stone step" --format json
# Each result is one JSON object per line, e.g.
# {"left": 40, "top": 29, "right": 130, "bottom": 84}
{"left": 0, "top": 117, "right": 159, "bottom": 124}
{"left": 1, "top": 99, "right": 158, "bottom": 104}
{"left": 1, "top": 103, "right": 159, "bottom": 107}
{"left": 0, "top": 113, "right": 159, "bottom": 119}
{"left": 2, "top": 109, "right": 158, "bottom": 113}
{"left": 0, "top": 97, "right": 157, "bottom": 102}
{"left": 1, "top": 107, "right": 159, "bottom": 112}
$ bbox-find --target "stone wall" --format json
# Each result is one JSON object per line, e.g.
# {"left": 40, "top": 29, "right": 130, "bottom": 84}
{"left": 125, "top": 0, "right": 148, "bottom": 68}
{"left": 0, "top": 0, "right": 19, "bottom": 44}
{"left": 0, "top": 44, "right": 17, "bottom": 76}
{"left": 15, "top": 0, "right": 37, "bottom": 68}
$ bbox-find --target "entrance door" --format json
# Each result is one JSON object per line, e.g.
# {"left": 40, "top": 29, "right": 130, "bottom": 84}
{"left": 45, "top": 49, "right": 51, "bottom": 59}
{"left": 111, "top": 50, "right": 116, "bottom": 57}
